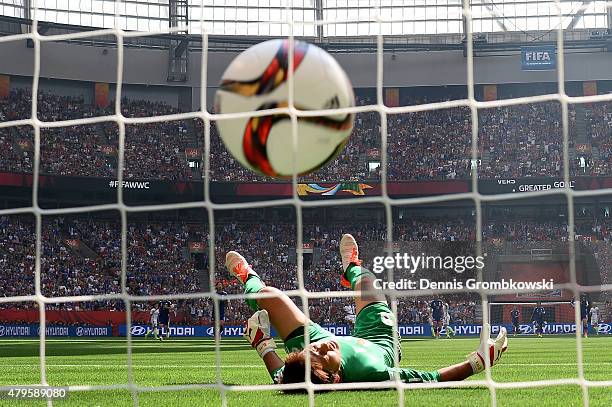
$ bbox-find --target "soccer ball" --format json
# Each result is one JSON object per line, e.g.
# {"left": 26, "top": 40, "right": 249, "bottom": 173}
{"left": 214, "top": 39, "right": 355, "bottom": 178}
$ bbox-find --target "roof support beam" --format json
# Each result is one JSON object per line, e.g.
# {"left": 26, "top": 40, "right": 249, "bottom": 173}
{"left": 483, "top": 2, "right": 508, "bottom": 32}
{"left": 567, "top": 1, "right": 593, "bottom": 30}
{"left": 315, "top": 0, "right": 323, "bottom": 43}
{"left": 23, "top": 0, "right": 30, "bottom": 20}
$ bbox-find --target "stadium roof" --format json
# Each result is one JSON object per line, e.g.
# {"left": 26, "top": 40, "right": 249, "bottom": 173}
{"left": 0, "top": 0, "right": 609, "bottom": 37}
{"left": 0, "top": 1, "right": 610, "bottom": 53}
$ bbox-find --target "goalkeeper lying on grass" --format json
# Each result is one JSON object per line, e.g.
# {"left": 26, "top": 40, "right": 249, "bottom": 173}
{"left": 225, "top": 234, "right": 507, "bottom": 387}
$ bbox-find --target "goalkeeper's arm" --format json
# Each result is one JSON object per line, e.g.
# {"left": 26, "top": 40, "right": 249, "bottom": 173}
{"left": 262, "top": 350, "right": 285, "bottom": 383}
{"left": 243, "top": 310, "right": 284, "bottom": 382}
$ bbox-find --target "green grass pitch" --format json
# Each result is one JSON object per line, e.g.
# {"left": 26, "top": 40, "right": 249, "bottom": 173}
{"left": 0, "top": 336, "right": 610, "bottom": 406}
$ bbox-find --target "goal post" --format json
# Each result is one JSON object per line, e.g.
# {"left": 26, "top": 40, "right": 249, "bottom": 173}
{"left": 489, "top": 301, "right": 578, "bottom": 334}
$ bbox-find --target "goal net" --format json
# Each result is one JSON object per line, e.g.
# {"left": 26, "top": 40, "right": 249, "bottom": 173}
{"left": 0, "top": 0, "right": 611, "bottom": 406}
{"left": 489, "top": 302, "right": 576, "bottom": 329}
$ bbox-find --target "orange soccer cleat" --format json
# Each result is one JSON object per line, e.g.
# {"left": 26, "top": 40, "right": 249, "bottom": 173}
{"left": 225, "top": 251, "right": 258, "bottom": 284}
{"left": 339, "top": 234, "right": 362, "bottom": 288}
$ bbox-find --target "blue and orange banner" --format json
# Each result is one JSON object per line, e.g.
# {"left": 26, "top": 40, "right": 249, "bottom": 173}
{"left": 297, "top": 182, "right": 373, "bottom": 196}
{"left": 94, "top": 82, "right": 110, "bottom": 108}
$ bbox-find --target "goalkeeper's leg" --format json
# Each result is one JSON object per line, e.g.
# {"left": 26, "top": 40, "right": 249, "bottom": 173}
{"left": 338, "top": 234, "right": 386, "bottom": 314}
{"left": 226, "top": 251, "right": 306, "bottom": 340}
{"left": 338, "top": 234, "right": 405, "bottom": 361}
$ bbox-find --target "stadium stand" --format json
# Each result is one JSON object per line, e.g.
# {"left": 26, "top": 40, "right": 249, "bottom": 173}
{"left": 1, "top": 89, "right": 611, "bottom": 181}
{"left": 0, "top": 85, "right": 610, "bottom": 327}
{"left": 1, "top": 214, "right": 610, "bottom": 325}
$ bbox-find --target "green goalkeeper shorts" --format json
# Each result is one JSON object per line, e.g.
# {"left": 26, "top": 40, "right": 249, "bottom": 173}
{"left": 352, "top": 302, "right": 401, "bottom": 366}
{"left": 283, "top": 302, "right": 400, "bottom": 364}
{"left": 283, "top": 322, "right": 334, "bottom": 353}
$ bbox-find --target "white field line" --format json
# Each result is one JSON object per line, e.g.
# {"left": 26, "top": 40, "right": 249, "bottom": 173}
{"left": 2, "top": 363, "right": 611, "bottom": 368}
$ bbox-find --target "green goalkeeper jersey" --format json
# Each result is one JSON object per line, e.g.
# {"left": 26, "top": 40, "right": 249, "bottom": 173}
{"left": 274, "top": 303, "right": 440, "bottom": 384}
{"left": 336, "top": 335, "right": 441, "bottom": 383}
{"left": 335, "top": 335, "right": 400, "bottom": 382}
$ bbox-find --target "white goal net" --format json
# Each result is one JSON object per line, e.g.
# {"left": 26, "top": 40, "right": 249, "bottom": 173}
{"left": 0, "top": 1, "right": 611, "bottom": 407}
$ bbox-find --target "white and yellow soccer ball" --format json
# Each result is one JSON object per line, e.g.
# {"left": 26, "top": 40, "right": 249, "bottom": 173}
{"left": 214, "top": 39, "right": 355, "bottom": 178}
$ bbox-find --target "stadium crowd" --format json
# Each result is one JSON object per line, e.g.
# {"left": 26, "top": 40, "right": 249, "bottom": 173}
{"left": 1, "top": 215, "right": 611, "bottom": 325}
{"left": 0, "top": 89, "right": 195, "bottom": 180}
{"left": 1, "top": 89, "right": 611, "bottom": 182}
{"left": 478, "top": 103, "right": 566, "bottom": 178}
{"left": 586, "top": 102, "right": 612, "bottom": 176}
{"left": 387, "top": 107, "right": 472, "bottom": 180}
{"left": 1, "top": 86, "right": 611, "bottom": 326}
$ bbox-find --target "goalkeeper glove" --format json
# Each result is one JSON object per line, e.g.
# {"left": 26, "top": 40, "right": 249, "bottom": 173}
{"left": 467, "top": 323, "right": 508, "bottom": 374}
{"left": 243, "top": 310, "right": 276, "bottom": 358}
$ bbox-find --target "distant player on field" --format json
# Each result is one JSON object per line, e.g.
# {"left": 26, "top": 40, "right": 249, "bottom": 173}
{"left": 145, "top": 303, "right": 161, "bottom": 340}
{"left": 158, "top": 301, "right": 173, "bottom": 340}
{"left": 429, "top": 297, "right": 444, "bottom": 339}
{"left": 531, "top": 302, "right": 545, "bottom": 338}
{"left": 215, "top": 282, "right": 228, "bottom": 326}
{"left": 344, "top": 303, "right": 356, "bottom": 328}
{"left": 589, "top": 304, "right": 599, "bottom": 336}
{"left": 426, "top": 309, "right": 436, "bottom": 338}
{"left": 580, "top": 296, "right": 590, "bottom": 338}
{"left": 442, "top": 302, "right": 454, "bottom": 338}
{"left": 226, "top": 234, "right": 508, "bottom": 387}
{"left": 510, "top": 305, "right": 520, "bottom": 336}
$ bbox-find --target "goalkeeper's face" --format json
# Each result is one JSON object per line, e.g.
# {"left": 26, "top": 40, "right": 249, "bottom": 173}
{"left": 306, "top": 340, "right": 341, "bottom": 375}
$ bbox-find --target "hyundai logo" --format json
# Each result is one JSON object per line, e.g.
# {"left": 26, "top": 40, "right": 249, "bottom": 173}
{"left": 598, "top": 323, "right": 611, "bottom": 334}
{"left": 131, "top": 326, "right": 147, "bottom": 336}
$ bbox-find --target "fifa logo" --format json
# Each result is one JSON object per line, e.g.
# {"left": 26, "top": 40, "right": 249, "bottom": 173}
{"left": 525, "top": 51, "right": 552, "bottom": 61}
